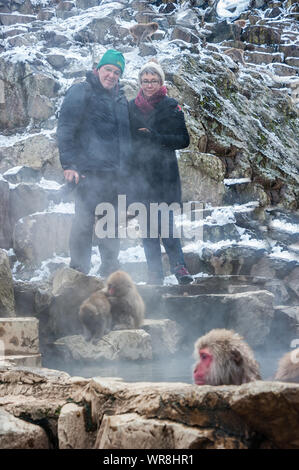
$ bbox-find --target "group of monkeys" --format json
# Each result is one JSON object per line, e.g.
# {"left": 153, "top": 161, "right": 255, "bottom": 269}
{"left": 79, "top": 270, "right": 299, "bottom": 386}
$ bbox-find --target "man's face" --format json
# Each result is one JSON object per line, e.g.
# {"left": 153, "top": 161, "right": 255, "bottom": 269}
{"left": 98, "top": 64, "right": 121, "bottom": 90}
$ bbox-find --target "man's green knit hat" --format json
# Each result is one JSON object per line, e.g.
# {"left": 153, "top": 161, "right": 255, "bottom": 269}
{"left": 96, "top": 49, "right": 125, "bottom": 75}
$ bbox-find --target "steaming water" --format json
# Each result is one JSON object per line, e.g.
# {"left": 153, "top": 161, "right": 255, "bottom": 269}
{"left": 43, "top": 346, "right": 286, "bottom": 384}
{"left": 44, "top": 355, "right": 194, "bottom": 384}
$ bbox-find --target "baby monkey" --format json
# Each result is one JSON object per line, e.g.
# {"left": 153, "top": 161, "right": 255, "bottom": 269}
{"left": 79, "top": 291, "right": 112, "bottom": 343}
{"left": 79, "top": 271, "right": 145, "bottom": 343}
{"left": 129, "top": 22, "right": 159, "bottom": 46}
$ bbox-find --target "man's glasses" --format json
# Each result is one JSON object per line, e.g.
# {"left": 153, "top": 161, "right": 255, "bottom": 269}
{"left": 141, "top": 80, "right": 160, "bottom": 86}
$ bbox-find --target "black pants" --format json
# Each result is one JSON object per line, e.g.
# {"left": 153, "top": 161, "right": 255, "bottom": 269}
{"left": 141, "top": 207, "right": 185, "bottom": 278}
{"left": 69, "top": 172, "right": 120, "bottom": 275}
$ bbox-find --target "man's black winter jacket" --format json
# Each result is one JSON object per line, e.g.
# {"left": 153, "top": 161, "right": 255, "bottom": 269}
{"left": 57, "top": 71, "right": 131, "bottom": 175}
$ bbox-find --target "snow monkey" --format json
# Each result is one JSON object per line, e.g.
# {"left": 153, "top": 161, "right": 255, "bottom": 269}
{"left": 104, "top": 270, "right": 145, "bottom": 330}
{"left": 193, "top": 329, "right": 261, "bottom": 386}
{"left": 129, "top": 22, "right": 159, "bottom": 46}
{"left": 274, "top": 349, "right": 299, "bottom": 383}
{"left": 223, "top": 48, "right": 245, "bottom": 65}
{"left": 79, "top": 291, "right": 112, "bottom": 343}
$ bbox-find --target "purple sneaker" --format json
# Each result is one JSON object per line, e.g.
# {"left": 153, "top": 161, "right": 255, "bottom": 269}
{"left": 174, "top": 265, "right": 193, "bottom": 285}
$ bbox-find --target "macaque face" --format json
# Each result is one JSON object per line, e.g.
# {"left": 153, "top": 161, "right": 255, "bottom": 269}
{"left": 193, "top": 348, "right": 213, "bottom": 385}
{"left": 98, "top": 64, "right": 121, "bottom": 90}
{"left": 106, "top": 272, "right": 132, "bottom": 297}
{"left": 140, "top": 72, "right": 161, "bottom": 98}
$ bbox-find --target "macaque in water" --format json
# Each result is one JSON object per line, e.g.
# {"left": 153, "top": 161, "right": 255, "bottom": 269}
{"left": 274, "top": 348, "right": 299, "bottom": 383}
{"left": 79, "top": 291, "right": 112, "bottom": 343}
{"left": 193, "top": 329, "right": 261, "bottom": 386}
{"left": 104, "top": 270, "right": 145, "bottom": 330}
{"left": 129, "top": 22, "right": 159, "bottom": 46}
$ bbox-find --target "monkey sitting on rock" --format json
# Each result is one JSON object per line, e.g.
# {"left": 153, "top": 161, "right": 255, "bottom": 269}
{"left": 79, "top": 291, "right": 111, "bottom": 343}
{"left": 79, "top": 271, "right": 145, "bottom": 343}
{"left": 193, "top": 329, "right": 261, "bottom": 386}
{"left": 104, "top": 270, "right": 145, "bottom": 331}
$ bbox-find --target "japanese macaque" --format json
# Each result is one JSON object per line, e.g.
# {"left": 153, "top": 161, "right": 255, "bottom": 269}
{"left": 79, "top": 291, "right": 112, "bottom": 343}
{"left": 274, "top": 349, "right": 299, "bottom": 383}
{"left": 193, "top": 329, "right": 261, "bottom": 386}
{"left": 224, "top": 48, "right": 245, "bottom": 65}
{"left": 234, "top": 19, "right": 246, "bottom": 28}
{"left": 129, "top": 22, "right": 159, "bottom": 46}
{"left": 104, "top": 270, "right": 145, "bottom": 330}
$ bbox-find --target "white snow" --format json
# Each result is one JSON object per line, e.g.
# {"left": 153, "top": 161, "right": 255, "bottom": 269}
{"left": 224, "top": 178, "right": 251, "bottom": 185}
{"left": 38, "top": 178, "right": 63, "bottom": 191}
{"left": 270, "top": 219, "right": 299, "bottom": 234}
{"left": 3, "top": 166, "right": 23, "bottom": 176}
{"left": 47, "top": 202, "right": 75, "bottom": 214}
{"left": 217, "top": 0, "right": 250, "bottom": 19}
{"left": 270, "top": 245, "right": 299, "bottom": 262}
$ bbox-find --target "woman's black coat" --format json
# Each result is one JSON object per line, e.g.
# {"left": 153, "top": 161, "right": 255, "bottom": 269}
{"left": 128, "top": 96, "right": 189, "bottom": 205}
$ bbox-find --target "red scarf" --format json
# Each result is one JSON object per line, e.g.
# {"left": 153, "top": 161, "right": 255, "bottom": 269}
{"left": 135, "top": 86, "right": 167, "bottom": 114}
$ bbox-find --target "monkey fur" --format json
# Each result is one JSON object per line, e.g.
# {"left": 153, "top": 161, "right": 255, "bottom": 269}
{"left": 223, "top": 48, "right": 245, "bottom": 65}
{"left": 129, "top": 22, "right": 159, "bottom": 46}
{"left": 104, "top": 270, "right": 145, "bottom": 331}
{"left": 193, "top": 328, "right": 261, "bottom": 386}
{"left": 274, "top": 349, "right": 299, "bottom": 383}
{"left": 79, "top": 271, "right": 145, "bottom": 342}
{"left": 79, "top": 291, "right": 112, "bottom": 343}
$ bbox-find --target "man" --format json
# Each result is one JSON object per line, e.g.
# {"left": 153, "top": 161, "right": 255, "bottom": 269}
{"left": 57, "top": 49, "right": 131, "bottom": 276}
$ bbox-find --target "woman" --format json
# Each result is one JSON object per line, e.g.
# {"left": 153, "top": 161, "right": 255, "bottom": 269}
{"left": 128, "top": 61, "right": 193, "bottom": 285}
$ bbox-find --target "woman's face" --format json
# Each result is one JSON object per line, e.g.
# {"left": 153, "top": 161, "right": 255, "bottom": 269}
{"left": 140, "top": 72, "right": 161, "bottom": 98}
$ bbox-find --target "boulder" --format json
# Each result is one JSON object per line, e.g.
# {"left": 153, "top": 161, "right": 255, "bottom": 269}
{"left": 0, "top": 13, "right": 36, "bottom": 26}
{"left": 244, "top": 51, "right": 283, "bottom": 65}
{"left": 74, "top": 4, "right": 123, "bottom": 44}
{"left": 54, "top": 330, "right": 152, "bottom": 362}
{"left": 13, "top": 212, "right": 73, "bottom": 266}
{"left": 95, "top": 412, "right": 247, "bottom": 449}
{"left": 138, "top": 43, "right": 157, "bottom": 57}
{"left": 76, "top": 0, "right": 99, "bottom": 9}
{"left": 284, "top": 267, "right": 299, "bottom": 299}
{"left": 58, "top": 403, "right": 96, "bottom": 449}
{"left": 49, "top": 267, "right": 104, "bottom": 338}
{"left": 0, "top": 134, "right": 60, "bottom": 177}
{"left": 162, "top": 290, "right": 274, "bottom": 347}
{"left": 0, "top": 178, "right": 12, "bottom": 249}
{"left": 179, "top": 152, "right": 226, "bottom": 206}
{"left": 14, "top": 279, "right": 52, "bottom": 317}
{"left": 87, "top": 378, "right": 299, "bottom": 449}
{"left": 3, "top": 165, "right": 41, "bottom": 184}
{"left": 0, "top": 409, "right": 49, "bottom": 449}
{"left": 171, "top": 26, "right": 199, "bottom": 44}
{"left": 142, "top": 319, "right": 183, "bottom": 356}
{"left": 242, "top": 25, "right": 281, "bottom": 45}
{"left": 0, "top": 317, "right": 39, "bottom": 355}
{"left": 0, "top": 58, "right": 58, "bottom": 131}
{"left": 1, "top": 367, "right": 299, "bottom": 449}
{"left": 250, "top": 256, "right": 297, "bottom": 280}
{"left": 9, "top": 183, "right": 49, "bottom": 226}
{"left": 0, "top": 249, "right": 15, "bottom": 317}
